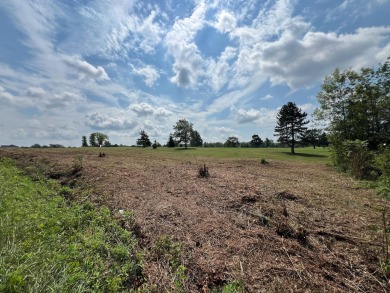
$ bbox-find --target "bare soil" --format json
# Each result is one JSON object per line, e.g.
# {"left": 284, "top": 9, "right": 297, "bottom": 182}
{"left": 2, "top": 148, "right": 389, "bottom": 292}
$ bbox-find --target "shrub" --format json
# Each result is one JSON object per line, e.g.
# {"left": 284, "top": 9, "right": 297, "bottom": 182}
{"left": 260, "top": 158, "right": 269, "bottom": 165}
{"left": 72, "top": 154, "right": 84, "bottom": 173}
{"left": 330, "top": 140, "right": 374, "bottom": 179}
{"left": 375, "top": 146, "right": 390, "bottom": 177}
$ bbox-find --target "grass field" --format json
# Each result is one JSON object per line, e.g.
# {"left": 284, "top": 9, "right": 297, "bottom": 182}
{"left": 1, "top": 146, "right": 388, "bottom": 292}
{"left": 130, "top": 146, "right": 330, "bottom": 163}
{"left": 23, "top": 146, "right": 331, "bottom": 163}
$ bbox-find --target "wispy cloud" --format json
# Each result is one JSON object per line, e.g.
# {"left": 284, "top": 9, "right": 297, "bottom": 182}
{"left": 132, "top": 65, "right": 160, "bottom": 87}
{"left": 165, "top": 2, "right": 207, "bottom": 88}
{"left": 63, "top": 56, "right": 110, "bottom": 81}
{"left": 85, "top": 113, "right": 137, "bottom": 130}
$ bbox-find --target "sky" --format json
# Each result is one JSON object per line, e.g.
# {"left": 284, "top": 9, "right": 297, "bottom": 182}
{"left": 0, "top": 0, "right": 390, "bottom": 147}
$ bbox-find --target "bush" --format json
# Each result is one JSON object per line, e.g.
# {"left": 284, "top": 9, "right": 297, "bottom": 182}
{"left": 375, "top": 146, "right": 390, "bottom": 177}
{"left": 375, "top": 146, "right": 390, "bottom": 199}
{"left": 330, "top": 140, "right": 374, "bottom": 179}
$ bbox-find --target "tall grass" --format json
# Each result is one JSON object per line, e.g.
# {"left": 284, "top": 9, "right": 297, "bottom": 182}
{"left": 0, "top": 158, "right": 142, "bottom": 292}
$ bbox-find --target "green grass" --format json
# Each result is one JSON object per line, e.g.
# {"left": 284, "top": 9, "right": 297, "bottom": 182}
{"left": 0, "top": 158, "right": 142, "bottom": 292}
{"left": 116, "top": 147, "right": 330, "bottom": 164}
{"left": 76, "top": 146, "right": 331, "bottom": 163}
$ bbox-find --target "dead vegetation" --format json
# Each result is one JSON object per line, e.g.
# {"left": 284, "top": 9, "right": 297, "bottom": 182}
{"left": 1, "top": 148, "right": 389, "bottom": 292}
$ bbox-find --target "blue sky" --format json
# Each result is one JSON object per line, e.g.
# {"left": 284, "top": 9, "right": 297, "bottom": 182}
{"left": 1, "top": 0, "right": 389, "bottom": 146}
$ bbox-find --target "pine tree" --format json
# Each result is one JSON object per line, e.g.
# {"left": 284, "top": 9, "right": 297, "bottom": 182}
{"left": 167, "top": 134, "right": 176, "bottom": 147}
{"left": 82, "top": 136, "right": 88, "bottom": 147}
{"left": 190, "top": 130, "right": 203, "bottom": 147}
{"left": 274, "top": 102, "right": 309, "bottom": 154}
{"left": 136, "top": 130, "right": 151, "bottom": 147}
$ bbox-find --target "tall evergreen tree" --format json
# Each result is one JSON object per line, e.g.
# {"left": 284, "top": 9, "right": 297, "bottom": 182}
{"left": 190, "top": 130, "right": 203, "bottom": 147}
{"left": 274, "top": 102, "right": 309, "bottom": 154}
{"left": 136, "top": 130, "right": 152, "bottom": 147}
{"left": 167, "top": 134, "right": 176, "bottom": 147}
{"left": 82, "top": 136, "right": 88, "bottom": 147}
{"left": 302, "top": 128, "right": 322, "bottom": 149}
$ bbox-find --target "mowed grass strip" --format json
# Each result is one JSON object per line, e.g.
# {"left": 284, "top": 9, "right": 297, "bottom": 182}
{"left": 0, "top": 158, "right": 142, "bottom": 292}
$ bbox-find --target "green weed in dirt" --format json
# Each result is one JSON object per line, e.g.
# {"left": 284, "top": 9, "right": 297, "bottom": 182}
{"left": 0, "top": 158, "right": 142, "bottom": 292}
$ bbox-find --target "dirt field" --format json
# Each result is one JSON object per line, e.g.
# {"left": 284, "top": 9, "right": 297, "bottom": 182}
{"left": 2, "top": 147, "right": 389, "bottom": 292}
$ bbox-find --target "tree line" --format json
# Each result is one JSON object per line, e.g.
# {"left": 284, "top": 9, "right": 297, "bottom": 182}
{"left": 80, "top": 117, "right": 328, "bottom": 150}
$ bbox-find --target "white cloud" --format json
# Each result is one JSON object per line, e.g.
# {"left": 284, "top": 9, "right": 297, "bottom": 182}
{"left": 0, "top": 86, "right": 15, "bottom": 105}
{"left": 298, "top": 103, "right": 314, "bottom": 113}
{"left": 45, "top": 92, "right": 83, "bottom": 109}
{"left": 208, "top": 46, "right": 237, "bottom": 91}
{"left": 137, "top": 10, "right": 164, "bottom": 54}
{"left": 132, "top": 65, "right": 159, "bottom": 87}
{"left": 129, "top": 102, "right": 155, "bottom": 116}
{"left": 63, "top": 56, "right": 110, "bottom": 81}
{"left": 155, "top": 107, "right": 173, "bottom": 117}
{"left": 215, "top": 10, "right": 236, "bottom": 33}
{"left": 261, "top": 94, "right": 273, "bottom": 100}
{"left": 85, "top": 113, "right": 137, "bottom": 130}
{"left": 259, "top": 26, "right": 390, "bottom": 88}
{"left": 215, "top": 126, "right": 235, "bottom": 134}
{"left": 129, "top": 102, "right": 172, "bottom": 117}
{"left": 3, "top": 86, "right": 83, "bottom": 110}
{"left": 35, "top": 125, "right": 79, "bottom": 140}
{"left": 232, "top": 107, "right": 279, "bottom": 124}
{"left": 11, "top": 125, "right": 79, "bottom": 141}
{"left": 165, "top": 2, "right": 207, "bottom": 88}
{"left": 26, "top": 87, "right": 46, "bottom": 97}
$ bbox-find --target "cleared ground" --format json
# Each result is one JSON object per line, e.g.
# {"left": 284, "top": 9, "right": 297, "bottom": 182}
{"left": 1, "top": 147, "right": 389, "bottom": 292}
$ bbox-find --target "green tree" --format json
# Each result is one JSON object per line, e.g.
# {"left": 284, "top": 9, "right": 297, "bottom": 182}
{"left": 250, "top": 134, "right": 263, "bottom": 148}
{"left": 190, "top": 130, "right": 203, "bottom": 147}
{"left": 89, "top": 132, "right": 108, "bottom": 147}
{"left": 167, "top": 134, "right": 176, "bottom": 147}
{"left": 302, "top": 128, "right": 322, "bottom": 149}
{"left": 274, "top": 102, "right": 309, "bottom": 154}
{"left": 136, "top": 130, "right": 151, "bottom": 147}
{"left": 318, "top": 132, "right": 329, "bottom": 148}
{"left": 89, "top": 133, "right": 98, "bottom": 147}
{"left": 82, "top": 136, "right": 88, "bottom": 147}
{"left": 264, "top": 138, "right": 271, "bottom": 148}
{"left": 95, "top": 133, "right": 109, "bottom": 146}
{"left": 314, "top": 58, "right": 390, "bottom": 150}
{"left": 225, "top": 136, "right": 239, "bottom": 147}
{"left": 173, "top": 119, "right": 193, "bottom": 149}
